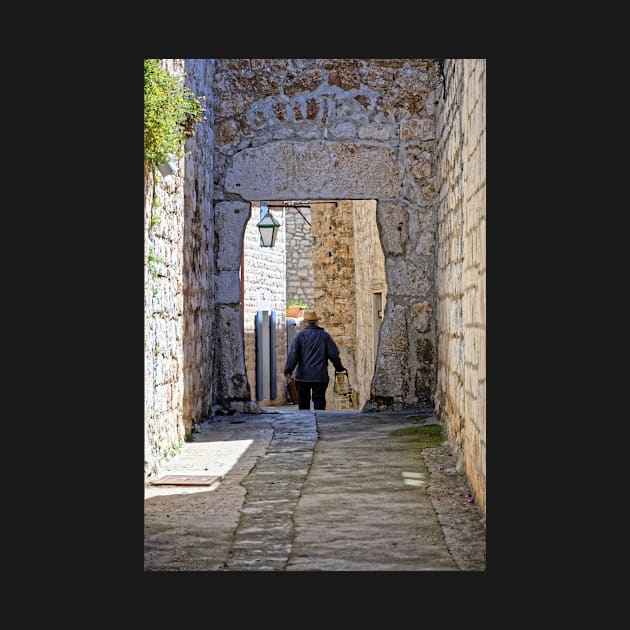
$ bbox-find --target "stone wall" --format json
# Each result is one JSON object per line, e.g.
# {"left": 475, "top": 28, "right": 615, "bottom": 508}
{"left": 435, "top": 59, "right": 486, "bottom": 515}
{"left": 243, "top": 204, "right": 287, "bottom": 406}
{"left": 285, "top": 203, "right": 313, "bottom": 308}
{"left": 144, "top": 59, "right": 186, "bottom": 477}
{"left": 144, "top": 59, "right": 215, "bottom": 479}
{"left": 144, "top": 57, "right": 486, "bottom": 518}
{"left": 213, "top": 59, "right": 438, "bottom": 412}
{"left": 311, "top": 201, "right": 357, "bottom": 408}
{"left": 352, "top": 200, "right": 386, "bottom": 409}
{"left": 183, "top": 58, "right": 216, "bottom": 427}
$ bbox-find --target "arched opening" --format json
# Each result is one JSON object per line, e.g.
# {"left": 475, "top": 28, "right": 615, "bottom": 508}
{"left": 214, "top": 139, "right": 436, "bottom": 414}
{"left": 241, "top": 199, "right": 386, "bottom": 411}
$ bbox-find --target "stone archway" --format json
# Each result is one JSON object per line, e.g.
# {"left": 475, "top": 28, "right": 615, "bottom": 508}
{"left": 214, "top": 140, "right": 436, "bottom": 413}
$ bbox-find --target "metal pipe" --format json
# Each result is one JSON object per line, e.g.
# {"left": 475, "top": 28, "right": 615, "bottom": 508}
{"left": 265, "top": 201, "right": 338, "bottom": 227}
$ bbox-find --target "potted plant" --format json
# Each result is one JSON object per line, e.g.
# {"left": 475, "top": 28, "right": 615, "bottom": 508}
{"left": 287, "top": 299, "right": 308, "bottom": 318}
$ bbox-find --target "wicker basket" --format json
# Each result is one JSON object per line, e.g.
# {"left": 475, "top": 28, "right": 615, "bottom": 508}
{"left": 333, "top": 371, "right": 355, "bottom": 410}
{"left": 334, "top": 392, "right": 355, "bottom": 410}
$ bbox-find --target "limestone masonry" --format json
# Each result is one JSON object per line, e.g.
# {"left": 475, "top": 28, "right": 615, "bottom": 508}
{"left": 144, "top": 59, "right": 486, "bottom": 517}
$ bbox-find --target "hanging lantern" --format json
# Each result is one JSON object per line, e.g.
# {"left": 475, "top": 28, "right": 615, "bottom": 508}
{"left": 256, "top": 211, "right": 280, "bottom": 247}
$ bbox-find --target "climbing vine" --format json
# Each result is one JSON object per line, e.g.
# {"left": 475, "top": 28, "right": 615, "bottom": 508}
{"left": 143, "top": 59, "right": 206, "bottom": 170}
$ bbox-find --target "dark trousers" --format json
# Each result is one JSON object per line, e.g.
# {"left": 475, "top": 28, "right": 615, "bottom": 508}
{"left": 296, "top": 381, "right": 328, "bottom": 410}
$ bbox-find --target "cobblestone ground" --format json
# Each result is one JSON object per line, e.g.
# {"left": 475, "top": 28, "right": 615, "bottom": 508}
{"left": 144, "top": 410, "right": 485, "bottom": 571}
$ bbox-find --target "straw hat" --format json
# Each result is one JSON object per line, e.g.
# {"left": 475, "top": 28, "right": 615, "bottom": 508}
{"left": 303, "top": 310, "right": 319, "bottom": 322}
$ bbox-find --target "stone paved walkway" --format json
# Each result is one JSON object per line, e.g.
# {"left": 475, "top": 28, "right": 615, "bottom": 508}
{"left": 144, "top": 409, "right": 485, "bottom": 571}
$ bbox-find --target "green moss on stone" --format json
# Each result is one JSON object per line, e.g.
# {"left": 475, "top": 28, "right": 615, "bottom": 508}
{"left": 390, "top": 423, "right": 445, "bottom": 448}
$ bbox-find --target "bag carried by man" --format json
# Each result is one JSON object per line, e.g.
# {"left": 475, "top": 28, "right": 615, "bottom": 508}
{"left": 286, "top": 377, "right": 298, "bottom": 403}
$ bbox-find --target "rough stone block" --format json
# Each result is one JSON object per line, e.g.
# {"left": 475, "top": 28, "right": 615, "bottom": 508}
{"left": 386, "top": 258, "right": 432, "bottom": 297}
{"left": 215, "top": 201, "right": 250, "bottom": 270}
{"left": 215, "top": 271, "right": 241, "bottom": 304}
{"left": 225, "top": 141, "right": 400, "bottom": 199}
{"left": 358, "top": 125, "right": 393, "bottom": 140}
{"left": 376, "top": 201, "right": 408, "bottom": 255}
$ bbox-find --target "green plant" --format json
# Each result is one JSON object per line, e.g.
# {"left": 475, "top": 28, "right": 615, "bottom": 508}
{"left": 288, "top": 299, "right": 308, "bottom": 308}
{"left": 144, "top": 59, "right": 206, "bottom": 170}
{"left": 431, "top": 58, "right": 446, "bottom": 98}
{"left": 148, "top": 245, "right": 164, "bottom": 279}
{"left": 163, "top": 441, "right": 183, "bottom": 459}
{"left": 184, "top": 431, "right": 194, "bottom": 442}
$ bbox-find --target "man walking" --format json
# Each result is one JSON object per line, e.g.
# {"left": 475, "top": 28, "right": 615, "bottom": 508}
{"left": 284, "top": 311, "right": 346, "bottom": 410}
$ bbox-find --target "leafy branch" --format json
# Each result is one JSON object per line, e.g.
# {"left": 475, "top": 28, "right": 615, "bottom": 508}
{"left": 144, "top": 59, "right": 206, "bottom": 170}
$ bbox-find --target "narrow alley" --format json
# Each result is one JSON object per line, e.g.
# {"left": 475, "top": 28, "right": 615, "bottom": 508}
{"left": 144, "top": 59, "right": 486, "bottom": 572}
{"left": 144, "top": 409, "right": 485, "bottom": 571}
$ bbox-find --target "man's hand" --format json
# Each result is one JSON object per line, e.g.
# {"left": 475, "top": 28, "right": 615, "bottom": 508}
{"left": 285, "top": 372, "right": 292, "bottom": 380}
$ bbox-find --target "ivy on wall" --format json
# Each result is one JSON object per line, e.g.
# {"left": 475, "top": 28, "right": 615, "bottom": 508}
{"left": 143, "top": 59, "right": 206, "bottom": 170}
{"left": 432, "top": 58, "right": 446, "bottom": 98}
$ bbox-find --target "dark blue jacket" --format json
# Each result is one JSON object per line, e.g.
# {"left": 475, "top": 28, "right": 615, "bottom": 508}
{"left": 284, "top": 323, "right": 345, "bottom": 383}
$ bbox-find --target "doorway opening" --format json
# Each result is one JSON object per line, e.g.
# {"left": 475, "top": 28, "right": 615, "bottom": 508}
{"left": 241, "top": 199, "right": 386, "bottom": 411}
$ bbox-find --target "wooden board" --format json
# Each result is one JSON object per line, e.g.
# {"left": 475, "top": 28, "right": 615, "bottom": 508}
{"left": 150, "top": 475, "right": 221, "bottom": 487}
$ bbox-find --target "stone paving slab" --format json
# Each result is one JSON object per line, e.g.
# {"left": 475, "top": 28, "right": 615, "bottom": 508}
{"left": 144, "top": 409, "right": 485, "bottom": 571}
